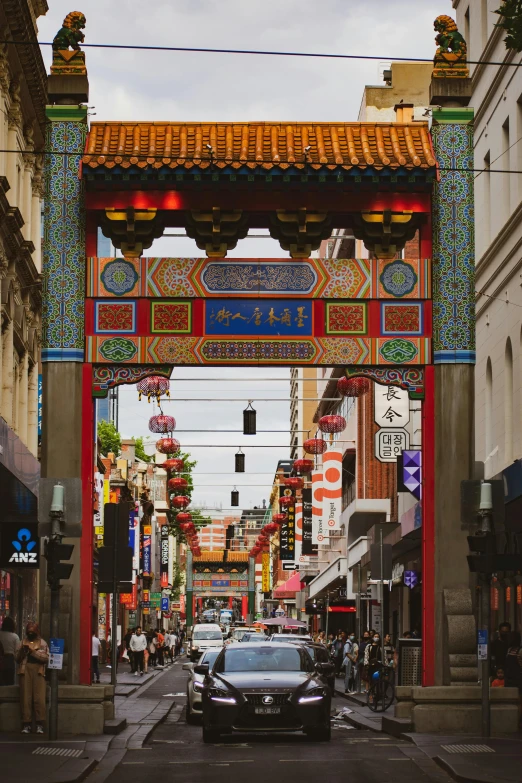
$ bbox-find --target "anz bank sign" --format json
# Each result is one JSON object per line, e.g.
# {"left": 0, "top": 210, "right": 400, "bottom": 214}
{"left": 0, "top": 524, "right": 40, "bottom": 568}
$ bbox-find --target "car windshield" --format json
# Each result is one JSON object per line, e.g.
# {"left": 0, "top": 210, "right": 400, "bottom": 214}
{"left": 271, "top": 634, "right": 310, "bottom": 643}
{"left": 193, "top": 631, "right": 222, "bottom": 640}
{"left": 217, "top": 645, "right": 314, "bottom": 673}
{"left": 201, "top": 649, "right": 221, "bottom": 667}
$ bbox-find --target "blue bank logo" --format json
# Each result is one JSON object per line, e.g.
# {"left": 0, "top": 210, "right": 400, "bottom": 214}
{"left": 10, "top": 528, "right": 38, "bottom": 564}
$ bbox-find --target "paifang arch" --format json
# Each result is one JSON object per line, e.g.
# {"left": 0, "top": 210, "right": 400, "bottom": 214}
{"left": 42, "top": 113, "right": 474, "bottom": 687}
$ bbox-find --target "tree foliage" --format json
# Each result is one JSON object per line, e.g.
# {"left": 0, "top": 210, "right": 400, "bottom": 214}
{"left": 496, "top": 1, "right": 522, "bottom": 51}
{"left": 97, "top": 420, "right": 121, "bottom": 456}
{"left": 133, "top": 436, "right": 151, "bottom": 463}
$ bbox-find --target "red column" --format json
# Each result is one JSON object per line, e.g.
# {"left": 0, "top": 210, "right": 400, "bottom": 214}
{"left": 422, "top": 364, "right": 435, "bottom": 686}
{"left": 228, "top": 596, "right": 234, "bottom": 609}
{"left": 80, "top": 363, "right": 95, "bottom": 685}
{"left": 241, "top": 595, "right": 248, "bottom": 620}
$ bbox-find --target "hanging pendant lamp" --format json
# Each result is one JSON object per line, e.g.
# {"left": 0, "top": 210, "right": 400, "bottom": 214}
{"left": 243, "top": 402, "right": 256, "bottom": 435}
{"left": 235, "top": 448, "right": 245, "bottom": 473}
{"left": 231, "top": 487, "right": 239, "bottom": 507}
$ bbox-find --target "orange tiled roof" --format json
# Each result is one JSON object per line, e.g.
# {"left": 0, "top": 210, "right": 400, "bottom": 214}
{"left": 227, "top": 551, "right": 250, "bottom": 562}
{"left": 193, "top": 550, "right": 224, "bottom": 562}
{"left": 83, "top": 122, "right": 436, "bottom": 171}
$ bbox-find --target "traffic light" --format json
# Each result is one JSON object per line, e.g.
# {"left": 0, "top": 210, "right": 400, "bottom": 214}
{"left": 467, "top": 532, "right": 522, "bottom": 573}
{"left": 44, "top": 539, "right": 74, "bottom": 587}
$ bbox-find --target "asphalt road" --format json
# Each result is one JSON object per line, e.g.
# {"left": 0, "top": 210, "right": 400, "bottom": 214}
{"left": 104, "top": 659, "right": 452, "bottom": 783}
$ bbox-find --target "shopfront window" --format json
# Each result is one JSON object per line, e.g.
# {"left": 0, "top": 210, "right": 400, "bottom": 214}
{"left": 0, "top": 570, "right": 11, "bottom": 624}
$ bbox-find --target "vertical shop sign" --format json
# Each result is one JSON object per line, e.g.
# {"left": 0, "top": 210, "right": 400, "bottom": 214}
{"left": 294, "top": 501, "right": 303, "bottom": 562}
{"left": 142, "top": 525, "right": 152, "bottom": 576}
{"left": 322, "top": 450, "right": 342, "bottom": 531}
{"left": 168, "top": 534, "right": 175, "bottom": 585}
{"left": 279, "top": 487, "right": 295, "bottom": 562}
{"left": 312, "top": 471, "right": 324, "bottom": 544}
{"left": 160, "top": 523, "right": 169, "bottom": 588}
{"left": 302, "top": 487, "right": 317, "bottom": 556}
{"left": 262, "top": 551, "right": 270, "bottom": 593}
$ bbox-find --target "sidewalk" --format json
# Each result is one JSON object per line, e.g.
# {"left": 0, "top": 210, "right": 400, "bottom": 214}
{"left": 0, "top": 657, "right": 181, "bottom": 783}
{"left": 335, "top": 680, "right": 522, "bottom": 783}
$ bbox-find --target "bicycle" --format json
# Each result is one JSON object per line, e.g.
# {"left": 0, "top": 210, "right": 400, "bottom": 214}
{"left": 366, "top": 662, "right": 395, "bottom": 712}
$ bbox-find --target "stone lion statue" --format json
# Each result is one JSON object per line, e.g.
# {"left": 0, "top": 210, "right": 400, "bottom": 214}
{"left": 433, "top": 14, "right": 468, "bottom": 77}
{"left": 52, "top": 11, "right": 86, "bottom": 51}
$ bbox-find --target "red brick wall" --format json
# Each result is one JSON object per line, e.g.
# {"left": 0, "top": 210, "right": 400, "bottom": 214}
{"left": 357, "top": 383, "right": 397, "bottom": 521}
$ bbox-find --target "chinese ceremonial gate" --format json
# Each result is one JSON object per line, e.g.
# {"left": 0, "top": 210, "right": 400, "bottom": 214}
{"left": 41, "top": 77, "right": 474, "bottom": 697}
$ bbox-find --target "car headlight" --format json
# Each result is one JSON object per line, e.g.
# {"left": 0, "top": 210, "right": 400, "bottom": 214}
{"left": 192, "top": 645, "right": 199, "bottom": 651}
{"left": 299, "top": 687, "right": 328, "bottom": 704}
{"left": 193, "top": 680, "right": 205, "bottom": 692}
{"left": 208, "top": 687, "right": 236, "bottom": 705}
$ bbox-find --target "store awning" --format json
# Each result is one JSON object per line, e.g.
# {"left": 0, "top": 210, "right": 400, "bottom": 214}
{"left": 273, "top": 572, "right": 305, "bottom": 597}
{"left": 307, "top": 557, "right": 347, "bottom": 601}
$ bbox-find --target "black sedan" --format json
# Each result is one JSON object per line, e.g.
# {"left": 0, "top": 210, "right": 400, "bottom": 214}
{"left": 197, "top": 642, "right": 331, "bottom": 743}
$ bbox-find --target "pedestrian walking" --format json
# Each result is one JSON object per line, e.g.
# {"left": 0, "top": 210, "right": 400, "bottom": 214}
{"left": 332, "top": 632, "right": 345, "bottom": 676}
{"left": 358, "top": 631, "right": 371, "bottom": 692}
{"left": 0, "top": 616, "right": 20, "bottom": 686}
{"left": 16, "top": 622, "right": 49, "bottom": 734}
{"left": 343, "top": 633, "right": 359, "bottom": 693}
{"left": 123, "top": 627, "right": 134, "bottom": 671}
{"left": 130, "top": 626, "right": 147, "bottom": 676}
{"left": 92, "top": 631, "right": 101, "bottom": 684}
{"left": 156, "top": 628, "right": 165, "bottom": 667}
{"left": 364, "top": 632, "right": 383, "bottom": 691}
{"left": 147, "top": 630, "right": 157, "bottom": 667}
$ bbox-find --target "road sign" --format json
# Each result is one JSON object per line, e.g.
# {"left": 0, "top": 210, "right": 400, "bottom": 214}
{"left": 374, "top": 428, "right": 410, "bottom": 462}
{"left": 478, "top": 629, "right": 488, "bottom": 661}
{"left": 161, "top": 597, "right": 169, "bottom": 612}
{"left": 374, "top": 384, "right": 410, "bottom": 429}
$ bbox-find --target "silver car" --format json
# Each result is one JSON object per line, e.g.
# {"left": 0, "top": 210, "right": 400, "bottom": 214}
{"left": 183, "top": 648, "right": 221, "bottom": 723}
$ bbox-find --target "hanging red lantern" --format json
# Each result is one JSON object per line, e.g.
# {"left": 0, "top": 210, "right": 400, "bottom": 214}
{"left": 272, "top": 513, "right": 287, "bottom": 525}
{"left": 264, "top": 523, "right": 279, "bottom": 534}
{"left": 338, "top": 376, "right": 370, "bottom": 397}
{"left": 149, "top": 414, "right": 176, "bottom": 434}
{"left": 293, "top": 458, "right": 314, "bottom": 475}
{"left": 303, "top": 437, "right": 327, "bottom": 455}
{"left": 284, "top": 476, "right": 304, "bottom": 490}
{"left": 279, "top": 495, "right": 296, "bottom": 509}
{"left": 318, "top": 414, "right": 346, "bottom": 435}
{"left": 176, "top": 512, "right": 192, "bottom": 524}
{"left": 168, "top": 476, "right": 188, "bottom": 492}
{"left": 163, "top": 458, "right": 185, "bottom": 473}
{"left": 179, "top": 522, "right": 191, "bottom": 533}
{"left": 171, "top": 495, "right": 190, "bottom": 510}
{"left": 137, "top": 375, "right": 170, "bottom": 403}
{"left": 156, "top": 437, "right": 180, "bottom": 454}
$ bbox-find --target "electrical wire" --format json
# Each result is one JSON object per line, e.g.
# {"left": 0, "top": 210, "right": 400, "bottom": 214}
{"left": 1, "top": 38, "right": 521, "bottom": 69}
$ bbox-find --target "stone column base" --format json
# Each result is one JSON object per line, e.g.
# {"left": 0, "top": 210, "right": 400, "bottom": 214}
{"left": 0, "top": 684, "right": 114, "bottom": 734}
{"left": 395, "top": 685, "right": 519, "bottom": 735}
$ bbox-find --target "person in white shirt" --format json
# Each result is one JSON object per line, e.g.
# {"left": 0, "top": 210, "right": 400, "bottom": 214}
{"left": 129, "top": 626, "right": 147, "bottom": 676}
{"left": 0, "top": 616, "right": 21, "bottom": 686}
{"left": 92, "top": 632, "right": 101, "bottom": 684}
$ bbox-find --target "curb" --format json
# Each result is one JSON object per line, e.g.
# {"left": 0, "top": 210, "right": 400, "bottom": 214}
{"left": 334, "top": 690, "right": 383, "bottom": 733}
{"left": 434, "top": 755, "right": 503, "bottom": 783}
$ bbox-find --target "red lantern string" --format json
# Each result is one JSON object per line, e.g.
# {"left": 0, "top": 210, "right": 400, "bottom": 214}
{"left": 168, "top": 477, "right": 188, "bottom": 491}
{"left": 137, "top": 375, "right": 170, "bottom": 403}
{"left": 148, "top": 414, "right": 176, "bottom": 434}
{"left": 293, "top": 458, "right": 314, "bottom": 475}
{"left": 163, "top": 458, "right": 185, "bottom": 473}
{"left": 303, "top": 437, "right": 327, "bottom": 455}
{"left": 337, "top": 376, "right": 370, "bottom": 397}
{"left": 156, "top": 437, "right": 180, "bottom": 455}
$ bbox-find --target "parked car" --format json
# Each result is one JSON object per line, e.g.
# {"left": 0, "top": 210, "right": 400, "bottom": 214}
{"left": 198, "top": 642, "right": 331, "bottom": 743}
{"left": 189, "top": 624, "right": 224, "bottom": 662}
{"left": 183, "top": 648, "right": 221, "bottom": 723}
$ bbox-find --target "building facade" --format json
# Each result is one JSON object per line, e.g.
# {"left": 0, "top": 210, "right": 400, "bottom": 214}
{"left": 0, "top": 0, "right": 47, "bottom": 635}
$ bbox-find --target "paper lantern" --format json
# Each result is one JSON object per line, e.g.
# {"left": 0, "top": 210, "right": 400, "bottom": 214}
{"left": 156, "top": 437, "right": 180, "bottom": 454}
{"left": 303, "top": 437, "right": 327, "bottom": 455}
{"left": 171, "top": 495, "right": 190, "bottom": 510}
{"left": 279, "top": 495, "right": 295, "bottom": 509}
{"left": 318, "top": 414, "right": 346, "bottom": 434}
{"left": 272, "top": 513, "right": 287, "bottom": 525}
{"left": 284, "top": 476, "right": 304, "bottom": 490}
{"left": 148, "top": 414, "right": 176, "bottom": 434}
{"left": 176, "top": 512, "right": 192, "bottom": 524}
{"left": 293, "top": 458, "right": 314, "bottom": 475}
{"left": 163, "top": 458, "right": 185, "bottom": 473}
{"left": 168, "top": 477, "right": 188, "bottom": 492}
{"left": 137, "top": 375, "right": 170, "bottom": 402}
{"left": 235, "top": 448, "right": 245, "bottom": 473}
{"left": 338, "top": 376, "right": 370, "bottom": 397}
{"left": 231, "top": 488, "right": 239, "bottom": 507}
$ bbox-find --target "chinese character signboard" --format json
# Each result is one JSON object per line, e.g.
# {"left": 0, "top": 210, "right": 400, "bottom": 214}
{"left": 279, "top": 488, "right": 296, "bottom": 562}
{"left": 262, "top": 552, "right": 270, "bottom": 593}
{"left": 374, "top": 429, "right": 410, "bottom": 463}
{"left": 206, "top": 299, "right": 312, "bottom": 336}
{"left": 141, "top": 525, "right": 152, "bottom": 576}
{"left": 322, "top": 450, "right": 342, "bottom": 531}
{"left": 374, "top": 385, "right": 410, "bottom": 428}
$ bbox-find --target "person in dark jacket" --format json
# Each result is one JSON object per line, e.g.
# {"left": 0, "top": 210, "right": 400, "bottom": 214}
{"left": 504, "top": 631, "right": 522, "bottom": 725}
{"left": 491, "top": 622, "right": 511, "bottom": 676}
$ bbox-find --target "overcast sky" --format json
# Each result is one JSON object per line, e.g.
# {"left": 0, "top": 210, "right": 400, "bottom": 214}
{"left": 39, "top": 1, "right": 452, "bottom": 513}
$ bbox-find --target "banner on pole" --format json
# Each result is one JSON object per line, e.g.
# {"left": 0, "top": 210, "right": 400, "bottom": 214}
{"left": 294, "top": 501, "right": 303, "bottom": 562}
{"left": 312, "top": 471, "right": 324, "bottom": 544}
{"left": 322, "top": 450, "right": 342, "bottom": 531}
{"left": 302, "top": 487, "right": 317, "bottom": 556}
{"left": 262, "top": 552, "right": 270, "bottom": 593}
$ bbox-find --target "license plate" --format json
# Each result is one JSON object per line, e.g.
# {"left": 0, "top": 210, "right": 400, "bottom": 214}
{"left": 255, "top": 707, "right": 281, "bottom": 715}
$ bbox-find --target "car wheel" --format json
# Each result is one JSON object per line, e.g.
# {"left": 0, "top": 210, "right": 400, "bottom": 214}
{"left": 306, "top": 722, "right": 331, "bottom": 742}
{"left": 202, "top": 725, "right": 221, "bottom": 743}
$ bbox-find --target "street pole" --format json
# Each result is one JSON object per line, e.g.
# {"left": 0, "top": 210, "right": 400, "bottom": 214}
{"left": 379, "top": 529, "right": 384, "bottom": 636}
{"left": 478, "top": 482, "right": 493, "bottom": 739}
{"left": 325, "top": 592, "right": 330, "bottom": 641}
{"left": 356, "top": 563, "right": 362, "bottom": 642}
{"left": 48, "top": 501, "right": 62, "bottom": 741}
{"left": 111, "top": 539, "right": 118, "bottom": 687}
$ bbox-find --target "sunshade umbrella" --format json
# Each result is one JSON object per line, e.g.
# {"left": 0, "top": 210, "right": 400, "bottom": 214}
{"left": 253, "top": 622, "right": 268, "bottom": 629}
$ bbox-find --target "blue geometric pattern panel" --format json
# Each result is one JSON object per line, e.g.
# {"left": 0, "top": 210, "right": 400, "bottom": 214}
{"left": 431, "top": 109, "right": 475, "bottom": 364}
{"left": 42, "top": 108, "right": 87, "bottom": 361}
{"left": 403, "top": 449, "right": 422, "bottom": 500}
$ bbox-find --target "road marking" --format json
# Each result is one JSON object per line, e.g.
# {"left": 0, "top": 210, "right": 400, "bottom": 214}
{"left": 122, "top": 762, "right": 145, "bottom": 765}
{"left": 152, "top": 740, "right": 185, "bottom": 744}
{"left": 388, "top": 758, "right": 413, "bottom": 761}
{"left": 169, "top": 760, "right": 254, "bottom": 765}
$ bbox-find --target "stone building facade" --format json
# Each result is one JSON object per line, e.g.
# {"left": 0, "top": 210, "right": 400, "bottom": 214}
{"left": 0, "top": 1, "right": 47, "bottom": 635}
